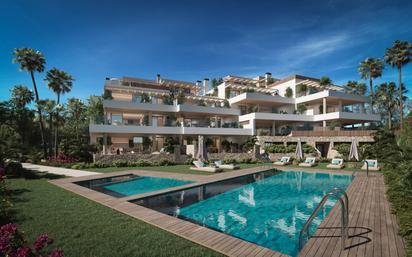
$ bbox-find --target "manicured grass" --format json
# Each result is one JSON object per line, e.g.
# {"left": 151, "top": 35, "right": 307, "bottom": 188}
{"left": 284, "top": 162, "right": 382, "bottom": 173}
{"left": 6, "top": 173, "right": 223, "bottom": 257}
{"left": 286, "top": 162, "right": 364, "bottom": 172}
{"left": 85, "top": 163, "right": 269, "bottom": 175}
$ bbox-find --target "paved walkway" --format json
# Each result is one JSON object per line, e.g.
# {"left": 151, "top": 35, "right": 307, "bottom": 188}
{"left": 23, "top": 163, "right": 101, "bottom": 177}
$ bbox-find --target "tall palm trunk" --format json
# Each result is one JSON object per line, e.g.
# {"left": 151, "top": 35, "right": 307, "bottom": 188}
{"left": 388, "top": 111, "right": 392, "bottom": 130}
{"left": 55, "top": 93, "right": 60, "bottom": 157}
{"left": 369, "top": 78, "right": 374, "bottom": 96}
{"left": 30, "top": 71, "right": 47, "bottom": 157}
{"left": 49, "top": 114, "right": 53, "bottom": 157}
{"left": 398, "top": 66, "right": 403, "bottom": 131}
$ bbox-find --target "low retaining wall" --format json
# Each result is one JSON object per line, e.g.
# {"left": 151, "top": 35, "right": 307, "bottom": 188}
{"left": 208, "top": 152, "right": 256, "bottom": 161}
{"left": 95, "top": 153, "right": 189, "bottom": 165}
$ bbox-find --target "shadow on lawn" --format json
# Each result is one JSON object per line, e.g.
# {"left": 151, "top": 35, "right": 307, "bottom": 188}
{"left": 9, "top": 168, "right": 65, "bottom": 180}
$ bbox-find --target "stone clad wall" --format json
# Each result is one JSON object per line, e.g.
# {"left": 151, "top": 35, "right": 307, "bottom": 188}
{"left": 95, "top": 153, "right": 188, "bottom": 165}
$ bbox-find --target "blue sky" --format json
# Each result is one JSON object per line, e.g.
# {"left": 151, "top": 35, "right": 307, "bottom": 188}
{"left": 0, "top": 0, "right": 411, "bottom": 102}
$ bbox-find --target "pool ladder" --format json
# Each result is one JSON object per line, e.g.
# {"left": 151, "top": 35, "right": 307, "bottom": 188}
{"left": 298, "top": 188, "right": 349, "bottom": 250}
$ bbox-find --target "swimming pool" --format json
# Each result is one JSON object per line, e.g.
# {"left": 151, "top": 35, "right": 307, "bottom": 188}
{"left": 76, "top": 174, "right": 193, "bottom": 197}
{"left": 133, "top": 170, "right": 352, "bottom": 256}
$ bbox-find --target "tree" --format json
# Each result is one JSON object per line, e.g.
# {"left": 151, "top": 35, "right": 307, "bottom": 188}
{"left": 319, "top": 76, "right": 332, "bottom": 90}
{"left": 285, "top": 87, "right": 293, "bottom": 98}
{"left": 10, "top": 86, "right": 35, "bottom": 146}
{"left": 375, "top": 82, "right": 408, "bottom": 130}
{"left": 211, "top": 78, "right": 222, "bottom": 96}
{"left": 45, "top": 68, "right": 74, "bottom": 157}
{"left": 344, "top": 81, "right": 367, "bottom": 95}
{"left": 296, "top": 104, "right": 307, "bottom": 114}
{"left": 10, "top": 85, "right": 34, "bottom": 108}
{"left": 13, "top": 48, "right": 47, "bottom": 157}
{"left": 65, "top": 98, "right": 87, "bottom": 140}
{"left": 358, "top": 58, "right": 384, "bottom": 97}
{"left": 140, "top": 93, "right": 151, "bottom": 103}
{"left": 296, "top": 84, "right": 307, "bottom": 96}
{"left": 384, "top": 40, "right": 412, "bottom": 131}
{"left": 37, "top": 99, "right": 56, "bottom": 156}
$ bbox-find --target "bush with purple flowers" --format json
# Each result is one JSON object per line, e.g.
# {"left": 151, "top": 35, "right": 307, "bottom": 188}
{"left": 0, "top": 166, "right": 12, "bottom": 223}
{"left": 0, "top": 223, "right": 64, "bottom": 257}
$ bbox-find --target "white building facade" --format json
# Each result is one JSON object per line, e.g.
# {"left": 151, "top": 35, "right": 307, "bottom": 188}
{"left": 90, "top": 73, "right": 380, "bottom": 157}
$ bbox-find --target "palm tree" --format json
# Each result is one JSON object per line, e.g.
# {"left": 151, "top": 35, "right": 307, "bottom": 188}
{"left": 344, "top": 81, "right": 367, "bottom": 95}
{"left": 375, "top": 82, "right": 398, "bottom": 129}
{"left": 13, "top": 48, "right": 47, "bottom": 156}
{"left": 319, "top": 76, "right": 332, "bottom": 90}
{"left": 37, "top": 99, "right": 56, "bottom": 156}
{"left": 10, "top": 85, "right": 34, "bottom": 109}
{"left": 45, "top": 68, "right": 74, "bottom": 157}
{"left": 384, "top": 40, "right": 412, "bottom": 131}
{"left": 11, "top": 85, "right": 34, "bottom": 145}
{"left": 358, "top": 58, "right": 384, "bottom": 97}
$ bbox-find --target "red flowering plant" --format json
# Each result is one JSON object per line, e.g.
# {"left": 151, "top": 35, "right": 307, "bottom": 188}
{"left": 0, "top": 166, "right": 12, "bottom": 222}
{"left": 0, "top": 223, "right": 63, "bottom": 257}
{"left": 46, "top": 154, "right": 76, "bottom": 167}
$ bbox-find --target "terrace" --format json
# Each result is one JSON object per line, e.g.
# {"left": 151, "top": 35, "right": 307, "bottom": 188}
{"left": 44, "top": 166, "right": 405, "bottom": 257}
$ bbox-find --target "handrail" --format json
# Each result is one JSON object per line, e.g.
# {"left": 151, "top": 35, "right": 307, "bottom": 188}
{"left": 299, "top": 188, "right": 349, "bottom": 250}
{"left": 363, "top": 160, "right": 369, "bottom": 177}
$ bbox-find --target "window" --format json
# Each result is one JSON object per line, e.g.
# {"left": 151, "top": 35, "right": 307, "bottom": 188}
{"left": 111, "top": 114, "right": 123, "bottom": 125}
{"left": 133, "top": 137, "right": 143, "bottom": 143}
{"left": 132, "top": 95, "right": 141, "bottom": 103}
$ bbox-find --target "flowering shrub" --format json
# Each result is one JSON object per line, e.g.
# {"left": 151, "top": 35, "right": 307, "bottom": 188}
{"left": 47, "top": 154, "right": 76, "bottom": 165}
{"left": 0, "top": 166, "right": 12, "bottom": 223}
{"left": 0, "top": 223, "right": 63, "bottom": 257}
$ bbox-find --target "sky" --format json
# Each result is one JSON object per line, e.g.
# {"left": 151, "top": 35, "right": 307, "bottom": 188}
{"left": 0, "top": 0, "right": 412, "bottom": 102}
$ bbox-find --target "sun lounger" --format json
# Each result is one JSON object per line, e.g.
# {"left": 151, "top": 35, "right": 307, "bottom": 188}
{"left": 326, "top": 158, "right": 345, "bottom": 169}
{"left": 299, "top": 157, "right": 317, "bottom": 167}
{"left": 214, "top": 160, "right": 240, "bottom": 170}
{"left": 190, "top": 160, "right": 222, "bottom": 173}
{"left": 274, "top": 156, "right": 291, "bottom": 166}
{"left": 361, "top": 159, "right": 380, "bottom": 171}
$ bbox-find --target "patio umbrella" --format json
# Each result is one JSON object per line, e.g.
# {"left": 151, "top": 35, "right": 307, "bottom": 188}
{"left": 196, "top": 135, "right": 208, "bottom": 160}
{"left": 295, "top": 139, "right": 303, "bottom": 161}
{"left": 349, "top": 137, "right": 359, "bottom": 161}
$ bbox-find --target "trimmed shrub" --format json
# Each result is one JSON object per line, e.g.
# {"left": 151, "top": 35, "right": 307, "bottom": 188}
{"left": 5, "top": 162, "right": 24, "bottom": 177}
{"left": 112, "top": 160, "right": 128, "bottom": 167}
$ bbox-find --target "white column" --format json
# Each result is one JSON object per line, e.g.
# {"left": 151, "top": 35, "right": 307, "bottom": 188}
{"left": 251, "top": 119, "right": 256, "bottom": 136}
{"left": 323, "top": 97, "right": 327, "bottom": 128}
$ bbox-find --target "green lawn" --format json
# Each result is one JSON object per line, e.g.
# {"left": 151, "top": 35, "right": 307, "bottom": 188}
{"left": 85, "top": 163, "right": 269, "bottom": 175}
{"left": 5, "top": 173, "right": 223, "bottom": 257}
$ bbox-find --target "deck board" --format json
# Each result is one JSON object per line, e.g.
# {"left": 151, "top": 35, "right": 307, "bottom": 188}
{"left": 50, "top": 166, "right": 405, "bottom": 257}
{"left": 299, "top": 173, "right": 405, "bottom": 257}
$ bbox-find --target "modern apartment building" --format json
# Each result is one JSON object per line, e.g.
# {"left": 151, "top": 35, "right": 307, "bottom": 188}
{"left": 90, "top": 73, "right": 380, "bottom": 158}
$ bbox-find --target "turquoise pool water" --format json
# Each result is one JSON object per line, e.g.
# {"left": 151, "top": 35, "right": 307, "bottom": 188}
{"left": 103, "top": 176, "right": 193, "bottom": 196}
{"left": 178, "top": 171, "right": 352, "bottom": 257}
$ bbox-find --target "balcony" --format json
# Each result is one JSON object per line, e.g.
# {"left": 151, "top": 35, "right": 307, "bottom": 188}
{"left": 290, "top": 130, "right": 377, "bottom": 137}
{"left": 103, "top": 100, "right": 239, "bottom": 116}
{"left": 89, "top": 124, "right": 252, "bottom": 136}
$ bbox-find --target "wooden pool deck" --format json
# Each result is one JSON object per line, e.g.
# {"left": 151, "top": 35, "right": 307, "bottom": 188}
{"left": 50, "top": 166, "right": 405, "bottom": 257}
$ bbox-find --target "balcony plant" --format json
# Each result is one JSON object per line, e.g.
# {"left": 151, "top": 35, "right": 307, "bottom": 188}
{"left": 140, "top": 93, "right": 151, "bottom": 103}
{"left": 162, "top": 95, "right": 173, "bottom": 105}
{"left": 176, "top": 92, "right": 185, "bottom": 104}
{"left": 285, "top": 87, "right": 293, "bottom": 98}
{"left": 198, "top": 100, "right": 207, "bottom": 106}
{"left": 248, "top": 105, "right": 258, "bottom": 113}
{"left": 296, "top": 84, "right": 308, "bottom": 96}
{"left": 296, "top": 104, "right": 307, "bottom": 114}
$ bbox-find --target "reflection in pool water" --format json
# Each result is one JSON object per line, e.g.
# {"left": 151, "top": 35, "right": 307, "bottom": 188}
{"left": 134, "top": 170, "right": 352, "bottom": 257}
